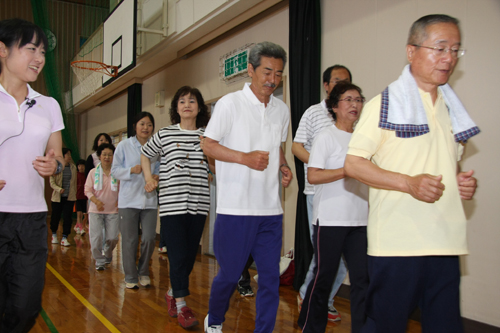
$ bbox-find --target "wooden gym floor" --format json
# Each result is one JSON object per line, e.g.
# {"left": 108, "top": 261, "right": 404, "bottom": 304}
{"left": 31, "top": 221, "right": 422, "bottom": 333}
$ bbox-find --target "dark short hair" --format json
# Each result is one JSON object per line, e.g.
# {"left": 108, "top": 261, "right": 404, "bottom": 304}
{"left": 248, "top": 41, "right": 287, "bottom": 69}
{"left": 326, "top": 82, "right": 364, "bottom": 121}
{"left": 92, "top": 133, "right": 112, "bottom": 151}
{"left": 408, "top": 14, "right": 460, "bottom": 45}
{"left": 132, "top": 111, "right": 155, "bottom": 135}
{"left": 169, "top": 86, "right": 210, "bottom": 128}
{"left": 62, "top": 148, "right": 72, "bottom": 156}
{"left": 96, "top": 143, "right": 115, "bottom": 157}
{"left": 323, "top": 65, "right": 352, "bottom": 84}
{"left": 76, "top": 159, "right": 86, "bottom": 167}
{"left": 0, "top": 19, "right": 48, "bottom": 74}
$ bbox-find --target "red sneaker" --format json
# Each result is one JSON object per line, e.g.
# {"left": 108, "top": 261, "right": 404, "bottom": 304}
{"left": 328, "top": 306, "right": 341, "bottom": 322}
{"left": 177, "top": 306, "right": 199, "bottom": 328}
{"left": 165, "top": 292, "right": 177, "bottom": 317}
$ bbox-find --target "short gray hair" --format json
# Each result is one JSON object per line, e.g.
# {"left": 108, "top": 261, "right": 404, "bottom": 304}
{"left": 248, "top": 41, "right": 287, "bottom": 69}
{"left": 407, "top": 14, "right": 459, "bottom": 45}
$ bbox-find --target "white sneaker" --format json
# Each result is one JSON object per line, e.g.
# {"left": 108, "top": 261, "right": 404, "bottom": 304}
{"left": 125, "top": 282, "right": 139, "bottom": 289}
{"left": 60, "top": 238, "right": 71, "bottom": 246}
{"left": 158, "top": 246, "right": 167, "bottom": 253}
{"left": 74, "top": 226, "right": 81, "bottom": 234}
{"left": 51, "top": 234, "right": 58, "bottom": 244}
{"left": 204, "top": 315, "right": 223, "bottom": 333}
{"left": 139, "top": 276, "right": 151, "bottom": 287}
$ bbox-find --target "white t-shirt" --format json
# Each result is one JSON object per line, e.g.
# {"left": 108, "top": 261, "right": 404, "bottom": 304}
{"left": 309, "top": 125, "right": 368, "bottom": 227}
{"left": 204, "top": 83, "right": 290, "bottom": 216}
{"left": 0, "top": 84, "right": 64, "bottom": 213}
{"left": 293, "top": 100, "right": 334, "bottom": 195}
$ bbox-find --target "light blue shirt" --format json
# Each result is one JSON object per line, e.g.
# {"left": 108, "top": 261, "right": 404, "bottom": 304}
{"left": 112, "top": 136, "right": 160, "bottom": 209}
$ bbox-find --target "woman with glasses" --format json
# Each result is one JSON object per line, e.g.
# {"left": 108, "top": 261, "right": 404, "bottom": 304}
{"left": 298, "top": 82, "right": 369, "bottom": 333}
{"left": 85, "top": 143, "right": 119, "bottom": 271}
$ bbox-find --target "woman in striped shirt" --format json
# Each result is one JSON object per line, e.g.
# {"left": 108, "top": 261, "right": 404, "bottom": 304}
{"left": 141, "top": 86, "right": 214, "bottom": 329}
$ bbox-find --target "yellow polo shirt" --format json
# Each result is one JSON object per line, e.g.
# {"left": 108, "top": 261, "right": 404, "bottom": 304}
{"left": 347, "top": 89, "right": 467, "bottom": 256}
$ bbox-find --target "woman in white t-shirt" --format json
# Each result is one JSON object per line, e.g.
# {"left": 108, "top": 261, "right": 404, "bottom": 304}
{"left": 298, "top": 82, "right": 369, "bottom": 333}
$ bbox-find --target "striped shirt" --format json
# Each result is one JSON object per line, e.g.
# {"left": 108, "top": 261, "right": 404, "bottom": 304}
{"left": 141, "top": 124, "right": 210, "bottom": 217}
{"left": 293, "top": 100, "right": 334, "bottom": 194}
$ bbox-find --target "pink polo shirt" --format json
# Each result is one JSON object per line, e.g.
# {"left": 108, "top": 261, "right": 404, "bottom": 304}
{"left": 84, "top": 169, "right": 119, "bottom": 214}
{"left": 0, "top": 84, "right": 64, "bottom": 213}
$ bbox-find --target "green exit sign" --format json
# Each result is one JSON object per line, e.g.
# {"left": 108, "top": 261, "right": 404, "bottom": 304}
{"left": 223, "top": 51, "right": 248, "bottom": 78}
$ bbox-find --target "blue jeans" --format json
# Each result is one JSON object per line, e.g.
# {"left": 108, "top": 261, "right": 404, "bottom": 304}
{"left": 299, "top": 194, "right": 347, "bottom": 308}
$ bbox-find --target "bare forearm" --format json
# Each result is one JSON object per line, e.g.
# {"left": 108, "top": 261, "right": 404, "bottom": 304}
{"left": 344, "top": 154, "right": 408, "bottom": 192}
{"left": 203, "top": 138, "right": 245, "bottom": 165}
{"left": 291, "top": 142, "right": 309, "bottom": 164}
{"left": 141, "top": 155, "right": 153, "bottom": 181}
{"left": 308, "top": 167, "right": 345, "bottom": 185}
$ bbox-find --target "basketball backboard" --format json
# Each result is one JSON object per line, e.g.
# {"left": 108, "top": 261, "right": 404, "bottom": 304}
{"left": 102, "top": 0, "right": 137, "bottom": 86}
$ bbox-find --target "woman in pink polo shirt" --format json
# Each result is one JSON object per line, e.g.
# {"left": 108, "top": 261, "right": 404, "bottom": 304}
{"left": 85, "top": 143, "right": 120, "bottom": 271}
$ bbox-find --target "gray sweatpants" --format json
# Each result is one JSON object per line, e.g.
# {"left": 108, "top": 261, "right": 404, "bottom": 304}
{"left": 88, "top": 213, "right": 119, "bottom": 266}
{"left": 118, "top": 208, "right": 157, "bottom": 283}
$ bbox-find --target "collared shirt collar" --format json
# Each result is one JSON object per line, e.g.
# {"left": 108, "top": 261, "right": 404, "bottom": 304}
{"left": 242, "top": 82, "right": 276, "bottom": 107}
{"left": 0, "top": 82, "right": 42, "bottom": 100}
{"left": 131, "top": 135, "right": 142, "bottom": 148}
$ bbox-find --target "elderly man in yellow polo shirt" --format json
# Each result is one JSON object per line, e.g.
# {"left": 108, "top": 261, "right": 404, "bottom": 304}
{"left": 345, "top": 14, "right": 479, "bottom": 333}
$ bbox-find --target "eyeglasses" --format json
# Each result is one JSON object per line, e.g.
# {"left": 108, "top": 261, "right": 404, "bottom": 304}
{"left": 100, "top": 154, "right": 113, "bottom": 158}
{"left": 411, "top": 44, "right": 466, "bottom": 59}
{"left": 339, "top": 97, "right": 365, "bottom": 104}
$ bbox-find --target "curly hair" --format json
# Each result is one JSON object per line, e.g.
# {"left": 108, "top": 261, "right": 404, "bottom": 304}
{"left": 326, "top": 82, "right": 364, "bottom": 121}
{"left": 169, "top": 86, "right": 210, "bottom": 128}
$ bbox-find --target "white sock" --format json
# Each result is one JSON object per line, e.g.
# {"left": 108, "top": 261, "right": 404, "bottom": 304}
{"left": 176, "top": 300, "right": 186, "bottom": 313}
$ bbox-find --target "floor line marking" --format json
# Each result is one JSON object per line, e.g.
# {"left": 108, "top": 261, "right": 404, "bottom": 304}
{"left": 40, "top": 307, "right": 58, "bottom": 333}
{"left": 46, "top": 263, "right": 121, "bottom": 333}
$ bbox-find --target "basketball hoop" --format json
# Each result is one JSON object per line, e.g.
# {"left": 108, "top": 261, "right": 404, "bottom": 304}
{"left": 71, "top": 60, "right": 119, "bottom": 97}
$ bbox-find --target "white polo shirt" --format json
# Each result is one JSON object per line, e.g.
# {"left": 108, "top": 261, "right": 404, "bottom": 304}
{"left": 309, "top": 125, "right": 368, "bottom": 227}
{"left": 293, "top": 100, "right": 334, "bottom": 195}
{"left": 0, "top": 84, "right": 64, "bottom": 213}
{"left": 204, "top": 83, "right": 290, "bottom": 216}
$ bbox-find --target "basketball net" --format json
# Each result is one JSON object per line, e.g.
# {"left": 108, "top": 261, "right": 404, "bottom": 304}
{"left": 71, "top": 61, "right": 118, "bottom": 97}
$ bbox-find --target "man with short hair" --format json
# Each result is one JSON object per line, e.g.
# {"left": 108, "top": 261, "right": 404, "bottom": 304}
{"left": 203, "top": 41, "right": 293, "bottom": 333}
{"left": 345, "top": 14, "right": 479, "bottom": 332}
{"left": 292, "top": 65, "right": 352, "bottom": 322}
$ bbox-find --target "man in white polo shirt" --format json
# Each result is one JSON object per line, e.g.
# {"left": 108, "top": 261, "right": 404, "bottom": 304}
{"left": 202, "top": 41, "right": 292, "bottom": 333}
{"left": 292, "top": 65, "right": 352, "bottom": 322}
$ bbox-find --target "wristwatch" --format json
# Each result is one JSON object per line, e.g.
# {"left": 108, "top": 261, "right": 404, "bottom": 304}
{"left": 54, "top": 160, "right": 63, "bottom": 175}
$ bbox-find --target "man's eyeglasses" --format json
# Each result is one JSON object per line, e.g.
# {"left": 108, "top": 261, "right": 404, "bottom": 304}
{"left": 411, "top": 44, "right": 466, "bottom": 59}
{"left": 339, "top": 97, "right": 365, "bottom": 104}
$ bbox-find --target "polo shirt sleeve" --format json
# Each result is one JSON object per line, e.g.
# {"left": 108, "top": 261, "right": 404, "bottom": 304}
{"left": 281, "top": 107, "right": 290, "bottom": 142}
{"left": 49, "top": 97, "right": 65, "bottom": 133}
{"left": 204, "top": 98, "right": 233, "bottom": 142}
{"left": 308, "top": 129, "right": 332, "bottom": 169}
{"left": 293, "top": 109, "right": 310, "bottom": 144}
{"left": 347, "top": 94, "right": 384, "bottom": 160}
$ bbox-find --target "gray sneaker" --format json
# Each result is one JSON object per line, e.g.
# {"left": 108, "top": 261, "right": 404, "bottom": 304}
{"left": 204, "top": 314, "right": 223, "bottom": 333}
